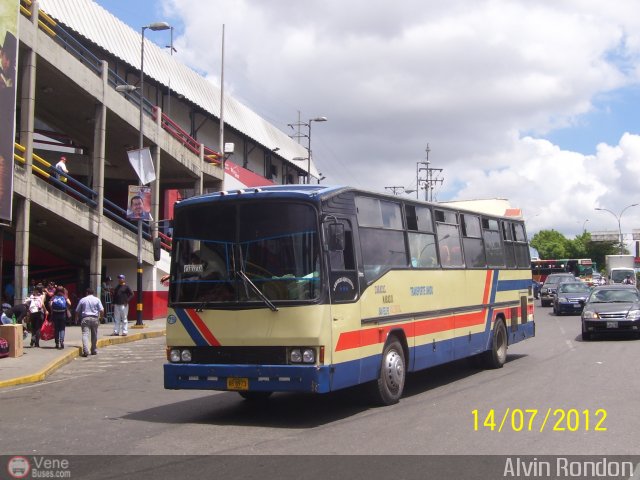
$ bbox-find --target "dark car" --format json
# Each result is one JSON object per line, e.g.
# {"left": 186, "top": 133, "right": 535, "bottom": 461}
{"left": 581, "top": 284, "right": 640, "bottom": 340}
{"left": 552, "top": 281, "right": 591, "bottom": 315}
{"left": 540, "top": 273, "right": 576, "bottom": 307}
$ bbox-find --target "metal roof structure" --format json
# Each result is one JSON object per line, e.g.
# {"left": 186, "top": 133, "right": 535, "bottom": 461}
{"left": 37, "top": 0, "right": 316, "bottom": 177}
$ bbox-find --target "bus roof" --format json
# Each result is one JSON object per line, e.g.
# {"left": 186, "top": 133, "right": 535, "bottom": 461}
{"left": 175, "top": 185, "right": 524, "bottom": 221}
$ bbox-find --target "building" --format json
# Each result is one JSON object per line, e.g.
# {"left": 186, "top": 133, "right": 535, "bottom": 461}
{"left": 1, "top": 0, "right": 316, "bottom": 319}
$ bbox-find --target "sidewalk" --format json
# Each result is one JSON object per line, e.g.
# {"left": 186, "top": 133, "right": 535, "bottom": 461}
{"left": 0, "top": 320, "right": 166, "bottom": 388}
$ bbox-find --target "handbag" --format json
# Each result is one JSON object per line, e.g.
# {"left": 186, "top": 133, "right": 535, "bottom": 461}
{"left": 40, "top": 318, "right": 55, "bottom": 341}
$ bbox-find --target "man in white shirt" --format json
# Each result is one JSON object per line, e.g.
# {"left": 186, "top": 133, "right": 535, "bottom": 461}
{"left": 55, "top": 156, "right": 68, "bottom": 176}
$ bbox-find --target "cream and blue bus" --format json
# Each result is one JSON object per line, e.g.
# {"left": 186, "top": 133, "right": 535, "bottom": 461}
{"left": 164, "top": 185, "right": 535, "bottom": 404}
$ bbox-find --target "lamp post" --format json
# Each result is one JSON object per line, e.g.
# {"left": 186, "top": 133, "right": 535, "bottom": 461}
{"left": 135, "top": 22, "right": 170, "bottom": 326}
{"left": 595, "top": 204, "right": 639, "bottom": 254}
{"left": 582, "top": 219, "right": 589, "bottom": 232}
{"left": 306, "top": 117, "right": 327, "bottom": 184}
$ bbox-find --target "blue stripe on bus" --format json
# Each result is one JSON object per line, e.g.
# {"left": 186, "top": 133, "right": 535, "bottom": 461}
{"left": 331, "top": 321, "right": 535, "bottom": 392}
{"left": 174, "top": 309, "right": 209, "bottom": 346}
{"left": 497, "top": 278, "right": 532, "bottom": 291}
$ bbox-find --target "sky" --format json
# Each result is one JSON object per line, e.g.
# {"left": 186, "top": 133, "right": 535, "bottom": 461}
{"left": 94, "top": 0, "right": 640, "bottom": 242}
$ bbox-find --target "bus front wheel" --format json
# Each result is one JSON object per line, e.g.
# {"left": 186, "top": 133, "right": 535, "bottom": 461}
{"left": 372, "top": 337, "right": 406, "bottom": 405}
{"left": 484, "top": 319, "right": 507, "bottom": 369}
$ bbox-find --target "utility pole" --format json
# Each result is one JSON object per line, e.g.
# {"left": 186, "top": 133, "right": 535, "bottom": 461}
{"left": 416, "top": 144, "right": 443, "bottom": 201}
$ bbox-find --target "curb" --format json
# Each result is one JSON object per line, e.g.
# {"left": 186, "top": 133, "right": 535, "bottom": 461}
{"left": 0, "top": 329, "right": 166, "bottom": 389}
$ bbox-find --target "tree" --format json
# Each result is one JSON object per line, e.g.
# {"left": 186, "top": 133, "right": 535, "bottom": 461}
{"left": 530, "top": 230, "right": 570, "bottom": 259}
{"left": 530, "top": 230, "right": 619, "bottom": 273}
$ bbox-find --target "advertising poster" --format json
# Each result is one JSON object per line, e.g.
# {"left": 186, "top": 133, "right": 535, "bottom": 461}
{"left": 126, "top": 185, "right": 152, "bottom": 221}
{"left": 0, "top": 0, "right": 18, "bottom": 223}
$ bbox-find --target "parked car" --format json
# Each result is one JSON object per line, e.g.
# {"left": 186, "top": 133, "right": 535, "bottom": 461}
{"left": 539, "top": 273, "right": 576, "bottom": 307}
{"left": 580, "top": 284, "right": 640, "bottom": 340}
{"left": 552, "top": 281, "right": 591, "bottom": 315}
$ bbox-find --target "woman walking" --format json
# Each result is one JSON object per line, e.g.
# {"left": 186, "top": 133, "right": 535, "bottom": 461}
{"left": 49, "top": 285, "right": 71, "bottom": 349}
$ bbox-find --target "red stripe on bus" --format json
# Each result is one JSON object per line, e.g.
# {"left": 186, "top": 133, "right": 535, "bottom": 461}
{"left": 483, "top": 270, "right": 493, "bottom": 305}
{"left": 186, "top": 308, "right": 221, "bottom": 346}
{"left": 335, "top": 310, "right": 487, "bottom": 352}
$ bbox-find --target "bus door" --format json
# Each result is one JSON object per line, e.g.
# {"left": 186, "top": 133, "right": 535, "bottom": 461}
{"left": 325, "top": 218, "right": 361, "bottom": 391}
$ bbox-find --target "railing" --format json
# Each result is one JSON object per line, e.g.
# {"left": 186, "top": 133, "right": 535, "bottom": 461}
{"left": 154, "top": 109, "right": 221, "bottom": 165}
{"left": 20, "top": 1, "right": 222, "bottom": 167}
{"left": 13, "top": 143, "right": 174, "bottom": 252}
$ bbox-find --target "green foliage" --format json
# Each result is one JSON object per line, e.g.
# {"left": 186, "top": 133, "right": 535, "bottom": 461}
{"left": 530, "top": 230, "right": 570, "bottom": 259}
{"left": 530, "top": 230, "right": 620, "bottom": 272}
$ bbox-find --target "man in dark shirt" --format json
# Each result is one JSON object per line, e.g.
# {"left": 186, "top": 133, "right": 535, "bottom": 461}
{"left": 111, "top": 274, "right": 133, "bottom": 336}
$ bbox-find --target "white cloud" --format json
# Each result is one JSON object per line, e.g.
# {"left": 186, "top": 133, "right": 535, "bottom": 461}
{"left": 163, "top": 0, "right": 640, "bottom": 237}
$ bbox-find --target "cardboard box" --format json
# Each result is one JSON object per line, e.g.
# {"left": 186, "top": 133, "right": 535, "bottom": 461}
{"left": 0, "top": 324, "right": 24, "bottom": 357}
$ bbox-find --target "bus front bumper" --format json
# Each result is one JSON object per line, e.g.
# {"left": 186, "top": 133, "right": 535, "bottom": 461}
{"left": 164, "top": 363, "right": 332, "bottom": 393}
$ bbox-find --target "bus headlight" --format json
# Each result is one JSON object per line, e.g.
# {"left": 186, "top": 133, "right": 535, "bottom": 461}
{"left": 290, "top": 348, "right": 302, "bottom": 363}
{"left": 169, "top": 349, "right": 182, "bottom": 362}
{"left": 169, "top": 348, "right": 192, "bottom": 362}
{"left": 181, "top": 349, "right": 192, "bottom": 362}
{"left": 302, "top": 348, "right": 315, "bottom": 363}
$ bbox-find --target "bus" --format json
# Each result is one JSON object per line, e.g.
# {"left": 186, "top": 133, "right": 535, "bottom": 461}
{"left": 531, "top": 258, "right": 595, "bottom": 284}
{"left": 164, "top": 185, "right": 535, "bottom": 405}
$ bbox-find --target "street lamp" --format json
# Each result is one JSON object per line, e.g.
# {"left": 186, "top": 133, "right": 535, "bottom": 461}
{"left": 306, "top": 117, "right": 327, "bottom": 184}
{"left": 582, "top": 219, "right": 589, "bottom": 232}
{"left": 595, "top": 204, "right": 639, "bottom": 254}
{"left": 135, "top": 22, "right": 170, "bottom": 327}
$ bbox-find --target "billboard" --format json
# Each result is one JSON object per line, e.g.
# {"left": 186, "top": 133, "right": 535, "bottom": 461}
{"left": 0, "top": 0, "right": 19, "bottom": 223}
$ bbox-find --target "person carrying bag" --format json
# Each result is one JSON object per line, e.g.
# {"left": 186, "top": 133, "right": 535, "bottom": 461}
{"left": 27, "top": 285, "right": 45, "bottom": 347}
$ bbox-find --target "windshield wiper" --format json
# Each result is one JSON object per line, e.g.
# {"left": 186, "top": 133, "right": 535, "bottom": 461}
{"left": 236, "top": 270, "right": 279, "bottom": 312}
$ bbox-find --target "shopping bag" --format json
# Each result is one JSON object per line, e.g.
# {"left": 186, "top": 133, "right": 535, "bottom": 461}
{"left": 40, "top": 318, "right": 55, "bottom": 341}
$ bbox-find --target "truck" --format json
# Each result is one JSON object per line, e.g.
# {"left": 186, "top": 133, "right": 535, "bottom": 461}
{"left": 605, "top": 255, "right": 636, "bottom": 284}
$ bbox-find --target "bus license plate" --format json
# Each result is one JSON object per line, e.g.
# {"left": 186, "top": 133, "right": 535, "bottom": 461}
{"left": 606, "top": 321, "right": 618, "bottom": 328}
{"left": 227, "top": 377, "right": 249, "bottom": 390}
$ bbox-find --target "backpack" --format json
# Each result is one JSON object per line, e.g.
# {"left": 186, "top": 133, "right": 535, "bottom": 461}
{"left": 28, "top": 295, "right": 42, "bottom": 314}
{"left": 52, "top": 295, "right": 67, "bottom": 312}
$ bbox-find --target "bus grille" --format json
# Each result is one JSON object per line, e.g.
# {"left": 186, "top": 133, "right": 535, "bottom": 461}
{"left": 190, "top": 346, "right": 288, "bottom": 365}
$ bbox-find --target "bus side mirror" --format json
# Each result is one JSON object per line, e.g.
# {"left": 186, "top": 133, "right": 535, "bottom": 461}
{"left": 153, "top": 237, "right": 162, "bottom": 262}
{"left": 328, "top": 223, "right": 345, "bottom": 251}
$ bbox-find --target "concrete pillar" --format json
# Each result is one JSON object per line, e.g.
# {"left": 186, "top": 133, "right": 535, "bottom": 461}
{"left": 14, "top": 11, "right": 38, "bottom": 303}
{"left": 195, "top": 143, "right": 204, "bottom": 195}
{"left": 89, "top": 60, "right": 108, "bottom": 296}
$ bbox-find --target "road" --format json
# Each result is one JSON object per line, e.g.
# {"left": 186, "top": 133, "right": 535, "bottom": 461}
{"left": 0, "top": 303, "right": 638, "bottom": 458}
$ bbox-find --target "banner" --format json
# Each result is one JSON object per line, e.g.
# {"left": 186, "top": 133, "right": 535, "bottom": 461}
{"left": 127, "top": 147, "right": 156, "bottom": 185}
{"left": 0, "top": 0, "right": 19, "bottom": 223}
{"left": 127, "top": 185, "right": 152, "bottom": 221}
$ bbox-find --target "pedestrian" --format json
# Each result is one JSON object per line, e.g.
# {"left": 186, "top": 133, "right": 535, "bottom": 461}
{"left": 49, "top": 285, "right": 70, "bottom": 349}
{"left": 27, "top": 284, "right": 45, "bottom": 347}
{"left": 3, "top": 302, "right": 29, "bottom": 339}
{"left": 111, "top": 274, "right": 133, "bottom": 336}
{"left": 75, "top": 287, "right": 104, "bottom": 357}
{"left": 53, "top": 155, "right": 69, "bottom": 186}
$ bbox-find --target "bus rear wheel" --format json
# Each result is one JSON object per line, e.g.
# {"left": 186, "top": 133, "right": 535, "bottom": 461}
{"left": 238, "top": 391, "right": 273, "bottom": 401}
{"left": 484, "top": 319, "right": 507, "bottom": 369}
{"left": 372, "top": 337, "right": 406, "bottom": 405}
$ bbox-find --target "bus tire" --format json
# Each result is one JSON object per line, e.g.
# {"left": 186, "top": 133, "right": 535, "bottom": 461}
{"left": 372, "top": 337, "right": 406, "bottom": 405}
{"left": 238, "top": 391, "right": 273, "bottom": 401}
{"left": 484, "top": 319, "right": 507, "bottom": 369}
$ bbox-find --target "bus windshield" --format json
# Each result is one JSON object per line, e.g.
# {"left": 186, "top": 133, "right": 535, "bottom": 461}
{"left": 170, "top": 201, "right": 321, "bottom": 306}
